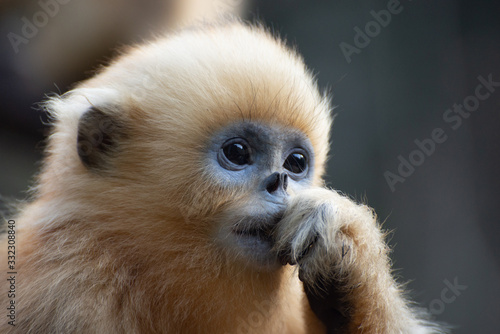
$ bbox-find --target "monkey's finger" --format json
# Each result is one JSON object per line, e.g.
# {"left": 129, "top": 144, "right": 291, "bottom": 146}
{"left": 299, "top": 272, "right": 350, "bottom": 334}
{"left": 276, "top": 233, "right": 318, "bottom": 266}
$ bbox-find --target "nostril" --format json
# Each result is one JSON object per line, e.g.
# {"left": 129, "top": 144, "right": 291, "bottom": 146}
{"left": 265, "top": 172, "right": 289, "bottom": 194}
{"left": 266, "top": 172, "right": 280, "bottom": 194}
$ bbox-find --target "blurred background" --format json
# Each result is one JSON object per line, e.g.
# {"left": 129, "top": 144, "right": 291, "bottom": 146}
{"left": 1, "top": 0, "right": 499, "bottom": 332}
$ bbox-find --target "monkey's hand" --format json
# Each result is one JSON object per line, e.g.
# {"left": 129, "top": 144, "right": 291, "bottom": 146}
{"left": 274, "top": 187, "right": 438, "bottom": 333}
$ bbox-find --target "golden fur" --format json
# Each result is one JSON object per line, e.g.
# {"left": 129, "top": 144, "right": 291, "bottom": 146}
{"left": 1, "top": 21, "right": 442, "bottom": 333}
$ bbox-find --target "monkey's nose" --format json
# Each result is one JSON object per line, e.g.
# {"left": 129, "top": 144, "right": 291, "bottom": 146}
{"left": 265, "top": 172, "right": 288, "bottom": 194}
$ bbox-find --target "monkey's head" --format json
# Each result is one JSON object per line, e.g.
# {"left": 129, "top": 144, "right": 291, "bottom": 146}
{"left": 41, "top": 22, "right": 331, "bottom": 271}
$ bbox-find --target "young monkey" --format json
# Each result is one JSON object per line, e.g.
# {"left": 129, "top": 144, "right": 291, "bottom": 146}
{"left": 1, "top": 16, "right": 443, "bottom": 334}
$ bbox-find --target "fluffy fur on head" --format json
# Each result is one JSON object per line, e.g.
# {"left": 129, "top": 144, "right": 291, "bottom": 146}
{"left": 40, "top": 21, "right": 332, "bottom": 224}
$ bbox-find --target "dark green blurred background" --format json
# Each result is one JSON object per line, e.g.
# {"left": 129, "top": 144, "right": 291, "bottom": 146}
{"left": 1, "top": 0, "right": 499, "bottom": 332}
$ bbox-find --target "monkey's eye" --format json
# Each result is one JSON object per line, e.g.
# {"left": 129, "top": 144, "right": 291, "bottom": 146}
{"left": 219, "top": 138, "right": 251, "bottom": 170}
{"left": 283, "top": 151, "right": 307, "bottom": 175}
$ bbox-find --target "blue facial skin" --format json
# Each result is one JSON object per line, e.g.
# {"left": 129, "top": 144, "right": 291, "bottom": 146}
{"left": 204, "top": 120, "right": 315, "bottom": 269}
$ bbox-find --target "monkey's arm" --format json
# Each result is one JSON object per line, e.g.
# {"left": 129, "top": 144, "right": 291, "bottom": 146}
{"left": 274, "top": 188, "right": 442, "bottom": 334}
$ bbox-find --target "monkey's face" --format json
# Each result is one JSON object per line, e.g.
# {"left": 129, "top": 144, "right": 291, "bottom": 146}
{"left": 59, "top": 23, "right": 332, "bottom": 273}
{"left": 74, "top": 103, "right": 318, "bottom": 271}
{"left": 204, "top": 121, "right": 315, "bottom": 269}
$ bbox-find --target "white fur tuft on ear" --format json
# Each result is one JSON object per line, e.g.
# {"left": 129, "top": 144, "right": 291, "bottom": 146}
{"left": 51, "top": 87, "right": 121, "bottom": 118}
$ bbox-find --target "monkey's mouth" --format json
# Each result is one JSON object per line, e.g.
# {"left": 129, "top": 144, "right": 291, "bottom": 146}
{"left": 232, "top": 213, "right": 282, "bottom": 243}
{"left": 229, "top": 215, "right": 283, "bottom": 268}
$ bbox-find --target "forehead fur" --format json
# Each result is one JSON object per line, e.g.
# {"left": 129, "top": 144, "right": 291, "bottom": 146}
{"left": 86, "top": 22, "right": 330, "bottom": 172}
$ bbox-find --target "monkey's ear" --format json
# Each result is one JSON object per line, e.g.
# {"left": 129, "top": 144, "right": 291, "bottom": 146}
{"left": 77, "top": 107, "right": 124, "bottom": 170}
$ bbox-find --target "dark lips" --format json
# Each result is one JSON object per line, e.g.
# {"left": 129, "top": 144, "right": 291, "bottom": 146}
{"left": 231, "top": 213, "right": 284, "bottom": 246}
